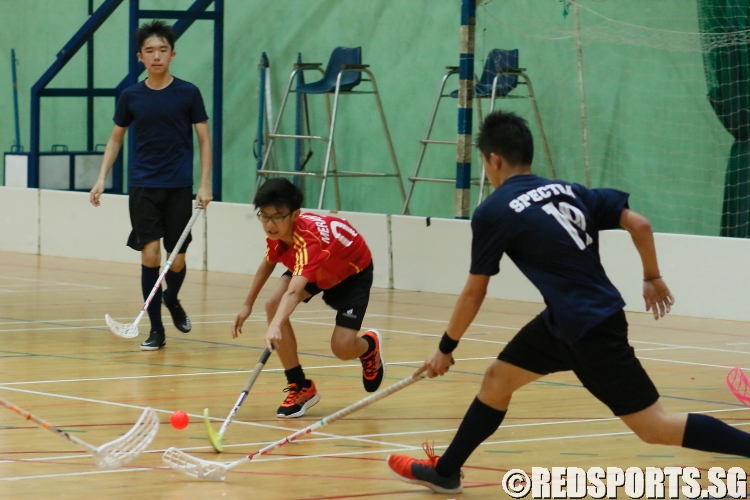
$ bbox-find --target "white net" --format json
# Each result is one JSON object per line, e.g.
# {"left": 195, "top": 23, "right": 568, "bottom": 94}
{"left": 477, "top": 0, "right": 750, "bottom": 237}
{"left": 162, "top": 447, "right": 231, "bottom": 481}
{"left": 105, "top": 314, "right": 141, "bottom": 339}
{"left": 93, "top": 407, "right": 159, "bottom": 469}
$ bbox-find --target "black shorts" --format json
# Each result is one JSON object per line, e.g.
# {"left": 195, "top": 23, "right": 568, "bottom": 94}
{"left": 127, "top": 187, "right": 193, "bottom": 253}
{"left": 498, "top": 310, "right": 659, "bottom": 416}
{"left": 283, "top": 262, "right": 373, "bottom": 330}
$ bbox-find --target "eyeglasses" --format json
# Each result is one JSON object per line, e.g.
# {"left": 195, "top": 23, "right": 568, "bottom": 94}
{"left": 256, "top": 211, "right": 291, "bottom": 224}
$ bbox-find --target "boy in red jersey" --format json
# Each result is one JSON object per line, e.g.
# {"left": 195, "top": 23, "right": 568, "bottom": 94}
{"left": 232, "top": 178, "right": 384, "bottom": 418}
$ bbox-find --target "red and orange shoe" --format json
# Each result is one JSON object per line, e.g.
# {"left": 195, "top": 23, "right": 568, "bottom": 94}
{"left": 360, "top": 329, "right": 385, "bottom": 392}
{"left": 386, "top": 442, "right": 463, "bottom": 494}
{"left": 276, "top": 381, "right": 320, "bottom": 418}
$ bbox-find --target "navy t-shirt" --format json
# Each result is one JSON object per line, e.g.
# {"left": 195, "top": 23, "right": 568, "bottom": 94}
{"left": 114, "top": 77, "right": 208, "bottom": 188}
{"left": 470, "top": 174, "right": 629, "bottom": 342}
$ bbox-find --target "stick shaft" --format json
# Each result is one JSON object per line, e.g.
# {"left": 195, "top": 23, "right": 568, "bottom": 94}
{"left": 216, "top": 392, "right": 247, "bottom": 436}
{"left": 0, "top": 395, "right": 96, "bottom": 452}
{"left": 131, "top": 310, "right": 146, "bottom": 330}
{"left": 235, "top": 372, "right": 424, "bottom": 466}
{"left": 217, "top": 348, "right": 272, "bottom": 436}
{"left": 140, "top": 205, "right": 203, "bottom": 313}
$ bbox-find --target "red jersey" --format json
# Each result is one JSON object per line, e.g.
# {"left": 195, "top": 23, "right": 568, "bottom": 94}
{"left": 265, "top": 213, "right": 372, "bottom": 290}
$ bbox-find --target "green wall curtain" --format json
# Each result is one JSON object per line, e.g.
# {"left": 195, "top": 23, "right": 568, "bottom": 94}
{"left": 698, "top": 0, "right": 750, "bottom": 237}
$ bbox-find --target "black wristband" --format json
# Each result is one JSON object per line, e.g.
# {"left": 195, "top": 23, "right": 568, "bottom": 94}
{"left": 439, "top": 332, "right": 459, "bottom": 354}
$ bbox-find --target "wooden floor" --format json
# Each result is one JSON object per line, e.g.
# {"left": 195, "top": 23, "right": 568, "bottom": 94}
{"left": 0, "top": 251, "right": 749, "bottom": 499}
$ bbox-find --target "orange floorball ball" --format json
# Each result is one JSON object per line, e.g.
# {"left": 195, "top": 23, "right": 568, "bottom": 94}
{"left": 170, "top": 410, "right": 189, "bottom": 430}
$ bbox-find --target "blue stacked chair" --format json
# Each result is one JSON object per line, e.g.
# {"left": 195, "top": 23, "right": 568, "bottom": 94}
{"left": 402, "top": 49, "right": 555, "bottom": 214}
{"left": 255, "top": 47, "right": 406, "bottom": 211}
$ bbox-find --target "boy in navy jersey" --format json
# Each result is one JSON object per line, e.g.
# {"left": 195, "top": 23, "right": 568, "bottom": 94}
{"left": 387, "top": 111, "right": 750, "bottom": 494}
{"left": 89, "top": 20, "right": 212, "bottom": 350}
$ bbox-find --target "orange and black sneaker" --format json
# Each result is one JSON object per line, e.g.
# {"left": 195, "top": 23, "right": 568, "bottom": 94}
{"left": 276, "top": 381, "right": 320, "bottom": 418}
{"left": 386, "top": 442, "right": 463, "bottom": 494}
{"left": 360, "top": 329, "right": 385, "bottom": 392}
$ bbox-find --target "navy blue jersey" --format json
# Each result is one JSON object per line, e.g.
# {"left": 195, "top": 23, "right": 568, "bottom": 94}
{"left": 114, "top": 78, "right": 208, "bottom": 188}
{"left": 470, "top": 174, "right": 629, "bottom": 342}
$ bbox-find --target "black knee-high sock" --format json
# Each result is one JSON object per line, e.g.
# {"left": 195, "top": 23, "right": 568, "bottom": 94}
{"left": 682, "top": 413, "right": 750, "bottom": 457}
{"left": 141, "top": 265, "right": 163, "bottom": 332}
{"left": 285, "top": 365, "right": 309, "bottom": 388}
{"left": 436, "top": 397, "right": 506, "bottom": 477}
{"left": 164, "top": 266, "right": 186, "bottom": 303}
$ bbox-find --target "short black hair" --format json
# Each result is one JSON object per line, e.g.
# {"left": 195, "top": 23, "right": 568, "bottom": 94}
{"left": 253, "top": 178, "right": 304, "bottom": 211}
{"left": 476, "top": 110, "right": 534, "bottom": 166}
{"left": 135, "top": 20, "right": 176, "bottom": 52}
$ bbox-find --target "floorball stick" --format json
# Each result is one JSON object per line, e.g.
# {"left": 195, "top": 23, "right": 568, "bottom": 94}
{"left": 0, "top": 395, "right": 159, "bottom": 469}
{"left": 204, "top": 348, "right": 272, "bottom": 452}
{"left": 164, "top": 370, "right": 427, "bottom": 481}
{"left": 106, "top": 203, "right": 203, "bottom": 338}
{"left": 727, "top": 366, "right": 750, "bottom": 407}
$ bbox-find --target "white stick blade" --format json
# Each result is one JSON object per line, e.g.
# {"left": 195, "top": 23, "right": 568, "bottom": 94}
{"left": 105, "top": 314, "right": 139, "bottom": 339}
{"left": 162, "top": 447, "right": 229, "bottom": 481}
{"left": 93, "top": 407, "right": 159, "bottom": 469}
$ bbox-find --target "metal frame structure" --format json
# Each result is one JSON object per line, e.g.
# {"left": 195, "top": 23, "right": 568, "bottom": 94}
{"left": 28, "top": 0, "right": 223, "bottom": 200}
{"left": 402, "top": 65, "right": 555, "bottom": 215}
{"left": 256, "top": 62, "right": 407, "bottom": 211}
{"left": 10, "top": 49, "right": 23, "bottom": 153}
{"left": 455, "top": 0, "right": 476, "bottom": 219}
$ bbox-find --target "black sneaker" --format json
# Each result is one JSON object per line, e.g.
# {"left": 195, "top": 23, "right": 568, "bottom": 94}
{"left": 163, "top": 295, "right": 191, "bottom": 333}
{"left": 359, "top": 329, "right": 384, "bottom": 392}
{"left": 276, "top": 381, "right": 320, "bottom": 418}
{"left": 386, "top": 442, "right": 463, "bottom": 494}
{"left": 140, "top": 330, "right": 166, "bottom": 351}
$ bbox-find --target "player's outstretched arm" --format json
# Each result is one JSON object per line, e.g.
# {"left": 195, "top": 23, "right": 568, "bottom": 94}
{"left": 194, "top": 121, "right": 213, "bottom": 208}
{"left": 423, "top": 273, "right": 490, "bottom": 377}
{"left": 232, "top": 259, "right": 276, "bottom": 338}
{"left": 264, "top": 275, "right": 308, "bottom": 350}
{"left": 89, "top": 125, "right": 126, "bottom": 207}
{"left": 620, "top": 208, "right": 675, "bottom": 319}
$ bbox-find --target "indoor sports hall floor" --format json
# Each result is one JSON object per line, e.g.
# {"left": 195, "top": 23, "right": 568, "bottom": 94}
{"left": 0, "top": 251, "right": 748, "bottom": 499}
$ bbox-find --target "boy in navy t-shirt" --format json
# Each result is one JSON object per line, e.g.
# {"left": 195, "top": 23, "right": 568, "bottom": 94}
{"left": 387, "top": 111, "right": 750, "bottom": 494}
{"left": 90, "top": 20, "right": 212, "bottom": 350}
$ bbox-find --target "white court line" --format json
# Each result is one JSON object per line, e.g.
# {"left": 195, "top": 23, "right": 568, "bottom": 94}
{"left": 0, "top": 468, "right": 153, "bottom": 481}
{"left": 638, "top": 357, "right": 739, "bottom": 370}
{"left": 0, "top": 289, "right": 111, "bottom": 294}
{"left": 0, "top": 385, "right": 419, "bottom": 450}
{"left": 367, "top": 313, "right": 518, "bottom": 330}
{"left": 631, "top": 339, "right": 750, "bottom": 356}
{"left": 233, "top": 431, "right": 637, "bottom": 465}
{"left": 9, "top": 414, "right": 750, "bottom": 483}
{"left": 0, "top": 310, "right": 333, "bottom": 326}
{"left": 0, "top": 357, "right": 495, "bottom": 386}
{"left": 300, "top": 318, "right": 750, "bottom": 353}
{"left": 1, "top": 283, "right": 64, "bottom": 288}
{"left": 4, "top": 311, "right": 747, "bottom": 356}
{"left": 0, "top": 275, "right": 109, "bottom": 290}
{"left": 0, "top": 322, "right": 231, "bottom": 333}
{"left": 7, "top": 409, "right": 750, "bottom": 471}
{"left": 2, "top": 397, "right": 749, "bottom": 480}
{"left": 635, "top": 346, "right": 693, "bottom": 352}
{"left": 0, "top": 315, "right": 335, "bottom": 334}
{"left": 0, "top": 387, "right": 416, "bottom": 459}
{"left": 293, "top": 318, "right": 510, "bottom": 345}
